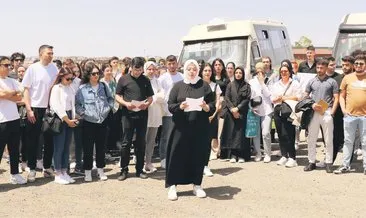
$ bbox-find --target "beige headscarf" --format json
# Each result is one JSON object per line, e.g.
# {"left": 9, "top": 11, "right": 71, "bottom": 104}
{"left": 183, "top": 59, "right": 201, "bottom": 84}
{"left": 144, "top": 61, "right": 157, "bottom": 78}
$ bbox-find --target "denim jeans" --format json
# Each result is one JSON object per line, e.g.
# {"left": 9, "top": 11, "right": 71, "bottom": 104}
{"left": 342, "top": 115, "right": 366, "bottom": 169}
{"left": 53, "top": 122, "right": 72, "bottom": 171}
{"left": 159, "top": 116, "right": 174, "bottom": 160}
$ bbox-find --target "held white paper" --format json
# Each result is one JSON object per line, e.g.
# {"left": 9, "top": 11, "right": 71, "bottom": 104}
{"left": 131, "top": 100, "right": 146, "bottom": 112}
{"left": 184, "top": 97, "right": 204, "bottom": 112}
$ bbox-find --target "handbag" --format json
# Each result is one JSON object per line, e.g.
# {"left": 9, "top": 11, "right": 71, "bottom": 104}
{"left": 279, "top": 81, "right": 293, "bottom": 118}
{"left": 42, "top": 109, "right": 63, "bottom": 135}
{"left": 245, "top": 108, "right": 260, "bottom": 138}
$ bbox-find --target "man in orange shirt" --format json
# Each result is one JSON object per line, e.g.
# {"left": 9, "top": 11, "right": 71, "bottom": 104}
{"left": 334, "top": 54, "right": 366, "bottom": 174}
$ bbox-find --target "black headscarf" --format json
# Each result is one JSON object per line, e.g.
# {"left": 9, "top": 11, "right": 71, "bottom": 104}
{"left": 233, "top": 66, "right": 248, "bottom": 91}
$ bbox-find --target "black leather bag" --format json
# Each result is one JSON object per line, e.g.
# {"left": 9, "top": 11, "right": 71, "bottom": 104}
{"left": 42, "top": 109, "right": 63, "bottom": 135}
{"left": 279, "top": 81, "right": 293, "bottom": 118}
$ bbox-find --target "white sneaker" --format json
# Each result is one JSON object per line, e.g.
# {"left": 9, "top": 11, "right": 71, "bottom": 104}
{"left": 10, "top": 174, "right": 27, "bottom": 185}
{"left": 168, "top": 185, "right": 178, "bottom": 201}
{"left": 254, "top": 153, "right": 262, "bottom": 162}
{"left": 203, "top": 166, "right": 214, "bottom": 177}
{"left": 161, "top": 159, "right": 166, "bottom": 169}
{"left": 144, "top": 163, "right": 157, "bottom": 173}
{"left": 27, "top": 170, "right": 36, "bottom": 183}
{"left": 84, "top": 170, "right": 92, "bottom": 182}
{"left": 92, "top": 161, "right": 97, "bottom": 170}
{"left": 62, "top": 173, "right": 75, "bottom": 184}
{"left": 238, "top": 158, "right": 245, "bottom": 163}
{"left": 97, "top": 168, "right": 108, "bottom": 181}
{"left": 54, "top": 175, "right": 69, "bottom": 185}
{"left": 357, "top": 148, "right": 363, "bottom": 156}
{"left": 230, "top": 158, "right": 237, "bottom": 163}
{"left": 263, "top": 155, "right": 271, "bottom": 163}
{"left": 277, "top": 157, "right": 288, "bottom": 166}
{"left": 285, "top": 158, "right": 298, "bottom": 168}
{"left": 36, "top": 159, "right": 43, "bottom": 170}
{"left": 193, "top": 185, "right": 206, "bottom": 198}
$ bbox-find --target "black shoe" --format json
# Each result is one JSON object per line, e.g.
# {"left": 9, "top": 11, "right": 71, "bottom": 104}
{"left": 118, "top": 171, "right": 128, "bottom": 181}
{"left": 325, "top": 164, "right": 333, "bottom": 173}
{"left": 304, "top": 163, "right": 316, "bottom": 172}
{"left": 74, "top": 167, "right": 85, "bottom": 176}
{"left": 136, "top": 172, "right": 148, "bottom": 179}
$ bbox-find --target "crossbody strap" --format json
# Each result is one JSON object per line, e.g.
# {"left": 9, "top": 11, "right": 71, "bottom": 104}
{"left": 282, "top": 81, "right": 293, "bottom": 96}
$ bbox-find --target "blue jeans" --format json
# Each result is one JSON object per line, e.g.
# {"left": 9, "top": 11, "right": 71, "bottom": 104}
{"left": 53, "top": 121, "right": 73, "bottom": 172}
{"left": 159, "top": 116, "right": 174, "bottom": 160}
{"left": 343, "top": 115, "right": 366, "bottom": 169}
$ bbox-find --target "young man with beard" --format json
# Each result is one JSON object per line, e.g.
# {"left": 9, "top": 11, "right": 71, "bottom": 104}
{"left": 22, "top": 45, "right": 58, "bottom": 182}
{"left": 303, "top": 59, "right": 339, "bottom": 173}
{"left": 334, "top": 55, "right": 366, "bottom": 174}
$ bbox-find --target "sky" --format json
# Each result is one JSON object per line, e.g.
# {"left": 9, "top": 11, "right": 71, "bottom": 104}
{"left": 2, "top": 0, "right": 365, "bottom": 57}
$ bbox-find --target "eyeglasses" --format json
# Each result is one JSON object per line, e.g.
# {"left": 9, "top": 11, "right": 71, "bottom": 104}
{"left": 0, "top": 64, "right": 11, "bottom": 68}
{"left": 14, "top": 59, "right": 24, "bottom": 62}
{"left": 91, "top": 72, "right": 99, "bottom": 76}
{"left": 354, "top": 62, "right": 365, "bottom": 66}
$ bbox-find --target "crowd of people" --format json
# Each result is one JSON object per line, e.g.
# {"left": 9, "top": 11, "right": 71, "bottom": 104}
{"left": 0, "top": 45, "right": 366, "bottom": 201}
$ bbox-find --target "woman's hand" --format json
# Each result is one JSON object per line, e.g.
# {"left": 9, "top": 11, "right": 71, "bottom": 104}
{"left": 200, "top": 101, "right": 210, "bottom": 112}
{"left": 231, "top": 107, "right": 239, "bottom": 113}
{"left": 66, "top": 119, "right": 78, "bottom": 128}
{"left": 180, "top": 101, "right": 189, "bottom": 110}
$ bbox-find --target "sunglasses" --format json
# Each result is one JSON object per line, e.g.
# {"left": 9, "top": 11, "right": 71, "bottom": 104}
{"left": 14, "top": 59, "right": 24, "bottom": 62}
{"left": 91, "top": 72, "right": 99, "bottom": 76}
{"left": 0, "top": 64, "right": 11, "bottom": 68}
{"left": 354, "top": 62, "right": 365, "bottom": 66}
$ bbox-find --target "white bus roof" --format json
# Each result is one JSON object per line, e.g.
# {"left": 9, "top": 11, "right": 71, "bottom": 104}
{"left": 342, "top": 13, "right": 366, "bottom": 25}
{"left": 182, "top": 19, "right": 285, "bottom": 42}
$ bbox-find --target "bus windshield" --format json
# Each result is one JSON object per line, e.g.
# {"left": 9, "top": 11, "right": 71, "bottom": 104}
{"left": 179, "top": 38, "right": 248, "bottom": 67}
{"left": 334, "top": 32, "right": 366, "bottom": 67}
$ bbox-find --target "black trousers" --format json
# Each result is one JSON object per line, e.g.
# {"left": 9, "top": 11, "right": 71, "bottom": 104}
{"left": 120, "top": 115, "right": 147, "bottom": 174}
{"left": 0, "top": 119, "right": 20, "bottom": 174}
{"left": 105, "top": 110, "right": 123, "bottom": 152}
{"left": 25, "top": 108, "right": 53, "bottom": 170}
{"left": 332, "top": 107, "right": 344, "bottom": 162}
{"left": 82, "top": 121, "right": 107, "bottom": 170}
{"left": 19, "top": 124, "right": 27, "bottom": 162}
{"left": 273, "top": 105, "right": 296, "bottom": 159}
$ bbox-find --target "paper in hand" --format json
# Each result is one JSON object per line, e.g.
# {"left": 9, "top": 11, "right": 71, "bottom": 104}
{"left": 184, "top": 97, "right": 204, "bottom": 112}
{"left": 317, "top": 99, "right": 329, "bottom": 115}
{"left": 131, "top": 100, "right": 146, "bottom": 112}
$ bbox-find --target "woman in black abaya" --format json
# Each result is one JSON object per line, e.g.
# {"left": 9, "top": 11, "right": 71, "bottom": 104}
{"left": 165, "top": 59, "right": 215, "bottom": 201}
{"left": 220, "top": 67, "right": 251, "bottom": 163}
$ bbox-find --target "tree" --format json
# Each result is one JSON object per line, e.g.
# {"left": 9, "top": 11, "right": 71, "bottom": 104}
{"left": 294, "top": 36, "right": 313, "bottom": 48}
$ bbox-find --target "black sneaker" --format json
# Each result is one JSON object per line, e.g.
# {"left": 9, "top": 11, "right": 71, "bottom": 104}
{"left": 304, "top": 163, "right": 316, "bottom": 172}
{"left": 74, "top": 167, "right": 85, "bottom": 176}
{"left": 325, "top": 163, "right": 333, "bottom": 173}
{"left": 136, "top": 172, "right": 148, "bottom": 179}
{"left": 118, "top": 171, "right": 128, "bottom": 181}
{"left": 333, "top": 166, "right": 350, "bottom": 174}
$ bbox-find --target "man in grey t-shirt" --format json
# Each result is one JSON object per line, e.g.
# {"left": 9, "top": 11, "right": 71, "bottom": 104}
{"left": 303, "top": 59, "right": 339, "bottom": 173}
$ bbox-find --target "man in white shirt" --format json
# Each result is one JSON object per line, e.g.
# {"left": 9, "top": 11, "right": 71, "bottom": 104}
{"left": 22, "top": 45, "right": 58, "bottom": 182}
{"left": 157, "top": 55, "right": 183, "bottom": 168}
{"left": 0, "top": 56, "right": 27, "bottom": 184}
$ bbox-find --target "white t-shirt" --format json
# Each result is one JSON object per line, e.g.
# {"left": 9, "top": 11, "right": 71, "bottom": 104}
{"left": 158, "top": 72, "right": 184, "bottom": 116}
{"left": 209, "top": 82, "right": 222, "bottom": 95}
{"left": 0, "top": 77, "right": 21, "bottom": 123}
{"left": 21, "top": 62, "right": 58, "bottom": 108}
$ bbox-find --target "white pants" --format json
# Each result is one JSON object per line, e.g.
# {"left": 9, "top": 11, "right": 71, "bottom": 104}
{"left": 253, "top": 114, "right": 273, "bottom": 156}
{"left": 307, "top": 110, "right": 334, "bottom": 164}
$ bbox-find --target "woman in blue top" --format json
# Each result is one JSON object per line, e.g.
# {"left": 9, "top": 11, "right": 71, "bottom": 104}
{"left": 75, "top": 62, "right": 114, "bottom": 182}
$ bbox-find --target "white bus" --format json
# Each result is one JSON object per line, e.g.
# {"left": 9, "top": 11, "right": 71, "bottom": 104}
{"left": 333, "top": 13, "right": 366, "bottom": 70}
{"left": 178, "top": 18, "right": 294, "bottom": 78}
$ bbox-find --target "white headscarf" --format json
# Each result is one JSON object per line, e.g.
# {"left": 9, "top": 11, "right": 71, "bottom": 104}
{"left": 183, "top": 59, "right": 201, "bottom": 84}
{"left": 144, "top": 61, "right": 157, "bottom": 78}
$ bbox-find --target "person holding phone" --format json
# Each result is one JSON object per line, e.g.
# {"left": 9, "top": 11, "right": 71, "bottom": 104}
{"left": 49, "top": 68, "right": 79, "bottom": 184}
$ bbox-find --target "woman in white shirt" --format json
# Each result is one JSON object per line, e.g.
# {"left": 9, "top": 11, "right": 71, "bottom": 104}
{"left": 144, "top": 61, "right": 164, "bottom": 172}
{"left": 200, "top": 63, "right": 222, "bottom": 176}
{"left": 49, "top": 68, "right": 78, "bottom": 184}
{"left": 270, "top": 65, "right": 301, "bottom": 168}
{"left": 249, "top": 62, "right": 274, "bottom": 163}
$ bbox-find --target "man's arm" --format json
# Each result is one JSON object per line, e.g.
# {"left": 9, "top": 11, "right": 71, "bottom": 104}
{"left": 339, "top": 89, "right": 347, "bottom": 115}
{"left": 0, "top": 90, "right": 16, "bottom": 99}
{"left": 331, "top": 93, "right": 339, "bottom": 116}
{"left": 23, "top": 87, "right": 36, "bottom": 123}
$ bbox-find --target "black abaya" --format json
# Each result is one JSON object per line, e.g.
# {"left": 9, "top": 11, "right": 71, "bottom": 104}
{"left": 165, "top": 80, "right": 215, "bottom": 187}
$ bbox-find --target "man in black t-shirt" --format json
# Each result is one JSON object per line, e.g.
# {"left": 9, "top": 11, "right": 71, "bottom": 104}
{"left": 115, "top": 57, "right": 154, "bottom": 181}
{"left": 298, "top": 46, "right": 317, "bottom": 73}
